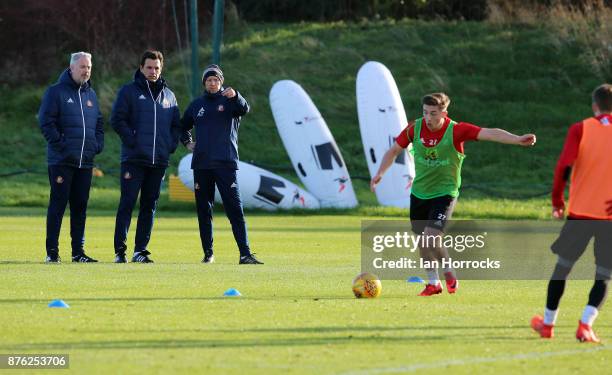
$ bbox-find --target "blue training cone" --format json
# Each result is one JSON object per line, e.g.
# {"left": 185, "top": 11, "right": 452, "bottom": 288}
{"left": 223, "top": 288, "right": 242, "bottom": 297}
{"left": 48, "top": 299, "right": 70, "bottom": 308}
{"left": 407, "top": 276, "right": 425, "bottom": 283}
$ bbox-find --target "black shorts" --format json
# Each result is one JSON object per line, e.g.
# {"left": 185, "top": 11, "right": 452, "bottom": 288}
{"left": 551, "top": 219, "right": 612, "bottom": 269}
{"left": 409, "top": 194, "right": 457, "bottom": 234}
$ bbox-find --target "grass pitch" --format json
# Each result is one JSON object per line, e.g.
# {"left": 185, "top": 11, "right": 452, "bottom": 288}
{"left": 0, "top": 208, "right": 610, "bottom": 374}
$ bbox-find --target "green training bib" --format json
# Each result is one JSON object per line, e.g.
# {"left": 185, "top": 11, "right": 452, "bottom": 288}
{"left": 410, "top": 118, "right": 465, "bottom": 199}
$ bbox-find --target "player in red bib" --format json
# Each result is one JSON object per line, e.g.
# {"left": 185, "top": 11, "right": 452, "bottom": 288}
{"left": 371, "top": 92, "right": 536, "bottom": 296}
{"left": 531, "top": 83, "right": 612, "bottom": 343}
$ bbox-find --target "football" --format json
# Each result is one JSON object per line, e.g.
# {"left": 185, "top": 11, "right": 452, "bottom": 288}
{"left": 352, "top": 272, "right": 382, "bottom": 298}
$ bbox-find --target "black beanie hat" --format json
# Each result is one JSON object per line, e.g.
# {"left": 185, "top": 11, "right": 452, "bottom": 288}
{"left": 202, "top": 64, "right": 224, "bottom": 83}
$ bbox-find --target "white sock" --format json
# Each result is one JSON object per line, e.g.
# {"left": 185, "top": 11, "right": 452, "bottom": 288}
{"left": 543, "top": 308, "right": 558, "bottom": 325}
{"left": 581, "top": 305, "right": 599, "bottom": 326}
{"left": 426, "top": 269, "right": 440, "bottom": 285}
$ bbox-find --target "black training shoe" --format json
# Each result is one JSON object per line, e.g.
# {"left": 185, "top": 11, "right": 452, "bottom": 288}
{"left": 132, "top": 250, "right": 154, "bottom": 263}
{"left": 202, "top": 251, "right": 215, "bottom": 264}
{"left": 72, "top": 253, "right": 98, "bottom": 263}
{"left": 239, "top": 253, "right": 263, "bottom": 265}
{"left": 114, "top": 253, "right": 127, "bottom": 263}
{"left": 45, "top": 250, "right": 61, "bottom": 263}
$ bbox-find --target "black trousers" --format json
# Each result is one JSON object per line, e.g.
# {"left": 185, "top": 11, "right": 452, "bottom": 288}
{"left": 46, "top": 165, "right": 92, "bottom": 255}
{"left": 193, "top": 168, "right": 250, "bottom": 256}
{"left": 114, "top": 163, "right": 166, "bottom": 254}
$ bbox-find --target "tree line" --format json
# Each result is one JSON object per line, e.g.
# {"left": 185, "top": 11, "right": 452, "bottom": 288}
{"left": 0, "top": 0, "right": 608, "bottom": 85}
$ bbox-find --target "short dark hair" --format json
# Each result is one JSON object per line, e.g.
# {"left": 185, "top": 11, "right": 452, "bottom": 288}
{"left": 422, "top": 92, "right": 450, "bottom": 111}
{"left": 592, "top": 84, "right": 612, "bottom": 112}
{"left": 140, "top": 50, "right": 164, "bottom": 67}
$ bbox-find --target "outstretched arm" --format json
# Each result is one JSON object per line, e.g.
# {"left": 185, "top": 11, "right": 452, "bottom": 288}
{"left": 477, "top": 128, "right": 536, "bottom": 146}
{"left": 370, "top": 142, "right": 405, "bottom": 192}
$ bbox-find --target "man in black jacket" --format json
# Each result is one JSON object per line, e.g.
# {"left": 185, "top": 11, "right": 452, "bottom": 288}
{"left": 181, "top": 64, "right": 262, "bottom": 264}
{"left": 111, "top": 50, "right": 182, "bottom": 263}
{"left": 38, "top": 51, "right": 104, "bottom": 263}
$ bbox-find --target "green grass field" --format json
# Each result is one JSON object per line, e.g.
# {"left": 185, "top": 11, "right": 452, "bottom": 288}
{"left": 2, "top": 9, "right": 610, "bottom": 373}
{"left": 1, "top": 207, "right": 609, "bottom": 374}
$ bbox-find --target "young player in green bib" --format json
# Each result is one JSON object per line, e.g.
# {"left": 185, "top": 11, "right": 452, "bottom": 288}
{"left": 371, "top": 93, "right": 536, "bottom": 296}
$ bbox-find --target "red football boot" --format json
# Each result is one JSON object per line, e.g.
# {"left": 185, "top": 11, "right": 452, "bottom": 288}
{"left": 576, "top": 321, "right": 600, "bottom": 343}
{"left": 418, "top": 283, "right": 443, "bottom": 296}
{"left": 444, "top": 272, "right": 458, "bottom": 294}
{"left": 531, "top": 315, "right": 554, "bottom": 338}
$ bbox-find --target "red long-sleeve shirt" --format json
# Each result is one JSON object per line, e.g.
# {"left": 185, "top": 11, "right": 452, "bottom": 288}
{"left": 552, "top": 114, "right": 612, "bottom": 210}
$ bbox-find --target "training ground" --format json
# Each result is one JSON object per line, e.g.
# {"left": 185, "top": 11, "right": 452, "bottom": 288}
{"left": 1, "top": 208, "right": 609, "bottom": 374}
